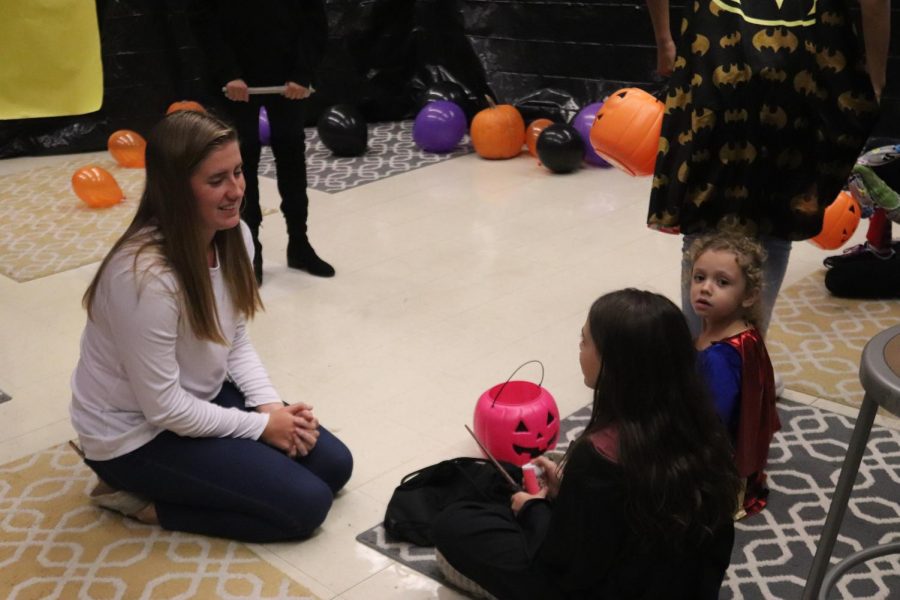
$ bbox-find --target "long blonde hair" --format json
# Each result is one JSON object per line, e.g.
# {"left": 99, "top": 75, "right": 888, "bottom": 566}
{"left": 83, "top": 111, "right": 262, "bottom": 344}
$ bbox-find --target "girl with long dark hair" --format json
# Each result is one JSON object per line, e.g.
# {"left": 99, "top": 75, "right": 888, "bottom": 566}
{"left": 434, "top": 289, "right": 741, "bottom": 599}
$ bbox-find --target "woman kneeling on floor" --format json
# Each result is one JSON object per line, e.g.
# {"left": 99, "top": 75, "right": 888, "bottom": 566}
{"left": 69, "top": 110, "right": 352, "bottom": 543}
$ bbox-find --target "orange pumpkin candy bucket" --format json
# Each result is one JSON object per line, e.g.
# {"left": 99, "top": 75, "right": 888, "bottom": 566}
{"left": 589, "top": 88, "right": 664, "bottom": 177}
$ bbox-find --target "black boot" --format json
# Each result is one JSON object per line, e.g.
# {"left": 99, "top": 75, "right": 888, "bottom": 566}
{"left": 251, "top": 231, "right": 263, "bottom": 286}
{"left": 287, "top": 236, "right": 335, "bottom": 277}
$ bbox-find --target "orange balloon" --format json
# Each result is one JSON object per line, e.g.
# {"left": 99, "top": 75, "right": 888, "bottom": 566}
{"left": 108, "top": 130, "right": 146, "bottom": 168}
{"left": 166, "top": 100, "right": 206, "bottom": 115}
{"left": 526, "top": 119, "right": 554, "bottom": 157}
{"left": 71, "top": 166, "right": 125, "bottom": 208}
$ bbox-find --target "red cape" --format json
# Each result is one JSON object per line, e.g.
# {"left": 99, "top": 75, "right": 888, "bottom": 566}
{"left": 724, "top": 328, "right": 780, "bottom": 478}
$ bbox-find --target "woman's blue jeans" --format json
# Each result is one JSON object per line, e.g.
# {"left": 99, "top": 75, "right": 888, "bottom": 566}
{"left": 85, "top": 381, "right": 353, "bottom": 543}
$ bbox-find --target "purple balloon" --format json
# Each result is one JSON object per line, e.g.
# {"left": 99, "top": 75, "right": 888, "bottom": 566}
{"left": 259, "top": 106, "right": 271, "bottom": 146}
{"left": 572, "top": 102, "right": 610, "bottom": 167}
{"left": 413, "top": 100, "right": 467, "bottom": 153}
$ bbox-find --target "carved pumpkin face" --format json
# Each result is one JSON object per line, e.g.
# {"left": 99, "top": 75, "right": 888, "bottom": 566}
{"left": 809, "top": 191, "right": 861, "bottom": 250}
{"left": 166, "top": 100, "right": 206, "bottom": 115}
{"left": 589, "top": 88, "right": 663, "bottom": 176}
{"left": 471, "top": 104, "right": 525, "bottom": 159}
{"left": 474, "top": 381, "right": 560, "bottom": 466}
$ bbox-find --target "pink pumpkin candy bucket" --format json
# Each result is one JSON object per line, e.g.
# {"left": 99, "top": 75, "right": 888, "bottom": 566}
{"left": 473, "top": 361, "right": 560, "bottom": 466}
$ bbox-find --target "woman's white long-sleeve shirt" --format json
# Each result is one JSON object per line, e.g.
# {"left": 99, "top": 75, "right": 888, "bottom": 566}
{"left": 70, "top": 223, "right": 279, "bottom": 461}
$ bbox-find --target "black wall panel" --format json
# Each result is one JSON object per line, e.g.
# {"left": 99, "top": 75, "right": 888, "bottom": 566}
{"left": 0, "top": 0, "right": 896, "bottom": 157}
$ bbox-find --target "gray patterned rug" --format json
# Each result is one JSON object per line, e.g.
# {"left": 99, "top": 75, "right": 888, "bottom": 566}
{"left": 259, "top": 120, "right": 472, "bottom": 194}
{"left": 356, "top": 401, "right": 900, "bottom": 599}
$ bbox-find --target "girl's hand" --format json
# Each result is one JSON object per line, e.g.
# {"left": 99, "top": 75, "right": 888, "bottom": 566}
{"left": 511, "top": 488, "right": 547, "bottom": 515}
{"left": 532, "top": 456, "right": 562, "bottom": 499}
{"left": 260, "top": 404, "right": 317, "bottom": 457}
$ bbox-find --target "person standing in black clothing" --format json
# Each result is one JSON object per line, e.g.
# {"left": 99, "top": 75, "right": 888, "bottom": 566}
{"left": 194, "top": 0, "right": 333, "bottom": 284}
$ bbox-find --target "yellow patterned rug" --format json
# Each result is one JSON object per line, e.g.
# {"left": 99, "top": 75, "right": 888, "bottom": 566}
{"left": 0, "top": 443, "right": 319, "bottom": 599}
{"left": 0, "top": 158, "right": 276, "bottom": 283}
{"left": 768, "top": 269, "right": 900, "bottom": 410}
{"left": 0, "top": 158, "right": 146, "bottom": 282}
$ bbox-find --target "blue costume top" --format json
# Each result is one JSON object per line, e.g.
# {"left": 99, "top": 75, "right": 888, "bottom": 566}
{"left": 698, "top": 328, "right": 780, "bottom": 518}
{"left": 698, "top": 343, "right": 742, "bottom": 440}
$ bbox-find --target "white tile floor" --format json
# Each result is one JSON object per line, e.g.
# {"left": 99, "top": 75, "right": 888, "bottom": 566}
{"left": 1, "top": 148, "right": 897, "bottom": 598}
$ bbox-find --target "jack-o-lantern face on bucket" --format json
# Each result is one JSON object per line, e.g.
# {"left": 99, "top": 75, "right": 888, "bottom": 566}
{"left": 474, "top": 380, "right": 560, "bottom": 466}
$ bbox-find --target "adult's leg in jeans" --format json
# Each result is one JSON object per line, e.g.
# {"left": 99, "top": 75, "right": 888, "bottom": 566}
{"left": 757, "top": 235, "right": 792, "bottom": 335}
{"left": 86, "top": 434, "right": 334, "bottom": 543}
{"left": 681, "top": 233, "right": 792, "bottom": 337}
{"left": 83, "top": 382, "right": 351, "bottom": 542}
{"left": 214, "top": 381, "right": 353, "bottom": 493}
{"left": 681, "top": 234, "right": 702, "bottom": 338}
{"left": 433, "top": 501, "right": 554, "bottom": 600}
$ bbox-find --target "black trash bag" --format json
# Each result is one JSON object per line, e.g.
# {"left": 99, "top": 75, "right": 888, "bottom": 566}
{"left": 410, "top": 64, "right": 486, "bottom": 123}
{"left": 513, "top": 88, "right": 580, "bottom": 126}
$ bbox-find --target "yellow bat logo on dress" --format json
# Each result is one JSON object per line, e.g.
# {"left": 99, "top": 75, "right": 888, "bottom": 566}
{"left": 752, "top": 28, "right": 799, "bottom": 53}
{"left": 665, "top": 87, "right": 692, "bottom": 113}
{"left": 837, "top": 91, "right": 876, "bottom": 115}
{"left": 674, "top": 56, "right": 687, "bottom": 70}
{"left": 794, "top": 71, "right": 827, "bottom": 99}
{"left": 724, "top": 109, "right": 748, "bottom": 123}
{"left": 692, "top": 34, "right": 710, "bottom": 56}
{"left": 652, "top": 174, "right": 669, "bottom": 189}
{"left": 720, "top": 32, "right": 741, "bottom": 48}
{"left": 713, "top": 64, "right": 752, "bottom": 87}
{"left": 692, "top": 108, "right": 716, "bottom": 132}
{"left": 691, "top": 73, "right": 703, "bottom": 86}
{"left": 821, "top": 11, "right": 844, "bottom": 25}
{"left": 678, "top": 161, "right": 691, "bottom": 183}
{"left": 678, "top": 130, "right": 694, "bottom": 145}
{"left": 658, "top": 137, "right": 670, "bottom": 154}
{"left": 688, "top": 183, "right": 715, "bottom": 207}
{"left": 816, "top": 49, "right": 846, "bottom": 72}
{"left": 719, "top": 142, "right": 757, "bottom": 164}
{"left": 759, "top": 105, "right": 788, "bottom": 129}
{"left": 760, "top": 67, "right": 787, "bottom": 82}
{"left": 725, "top": 186, "right": 749, "bottom": 199}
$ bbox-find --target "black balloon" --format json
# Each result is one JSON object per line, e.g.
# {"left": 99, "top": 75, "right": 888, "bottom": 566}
{"left": 418, "top": 81, "right": 475, "bottom": 121}
{"left": 317, "top": 104, "right": 367, "bottom": 156}
{"left": 536, "top": 124, "right": 583, "bottom": 174}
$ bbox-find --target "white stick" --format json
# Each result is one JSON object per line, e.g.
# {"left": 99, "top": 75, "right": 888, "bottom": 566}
{"left": 220, "top": 85, "right": 316, "bottom": 95}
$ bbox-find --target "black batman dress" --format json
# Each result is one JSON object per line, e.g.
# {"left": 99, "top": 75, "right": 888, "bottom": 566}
{"left": 648, "top": 0, "right": 880, "bottom": 240}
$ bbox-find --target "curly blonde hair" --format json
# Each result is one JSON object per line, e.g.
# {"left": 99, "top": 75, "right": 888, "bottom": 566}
{"left": 685, "top": 232, "right": 767, "bottom": 327}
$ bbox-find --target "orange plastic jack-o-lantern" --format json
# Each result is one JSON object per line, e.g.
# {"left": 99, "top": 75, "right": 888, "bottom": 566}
{"left": 589, "top": 87, "right": 664, "bottom": 177}
{"left": 473, "top": 363, "right": 560, "bottom": 466}
{"left": 71, "top": 166, "right": 125, "bottom": 208}
{"left": 526, "top": 118, "right": 554, "bottom": 157}
{"left": 471, "top": 98, "right": 525, "bottom": 160}
{"left": 107, "top": 129, "right": 146, "bottom": 168}
{"left": 809, "top": 191, "right": 861, "bottom": 250}
{"left": 166, "top": 100, "right": 206, "bottom": 115}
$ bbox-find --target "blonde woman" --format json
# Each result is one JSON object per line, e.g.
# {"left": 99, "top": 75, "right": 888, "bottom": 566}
{"left": 70, "top": 111, "right": 352, "bottom": 542}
